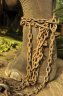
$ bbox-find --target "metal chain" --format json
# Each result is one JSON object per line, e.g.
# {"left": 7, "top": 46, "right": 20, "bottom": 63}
{"left": 31, "top": 25, "right": 49, "bottom": 85}
{"left": 0, "top": 16, "right": 57, "bottom": 96}
{"left": 20, "top": 16, "right": 57, "bottom": 96}
{"left": 43, "top": 18, "right": 57, "bottom": 84}
{"left": 27, "top": 23, "right": 33, "bottom": 82}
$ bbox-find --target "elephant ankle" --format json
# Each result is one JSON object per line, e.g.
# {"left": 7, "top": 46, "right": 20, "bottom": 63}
{"left": 5, "top": 69, "right": 22, "bottom": 81}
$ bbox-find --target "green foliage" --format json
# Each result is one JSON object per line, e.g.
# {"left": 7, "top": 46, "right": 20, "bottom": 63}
{"left": 0, "top": 37, "right": 22, "bottom": 53}
{"left": 56, "top": 0, "right": 63, "bottom": 23}
{"left": 56, "top": 36, "right": 63, "bottom": 59}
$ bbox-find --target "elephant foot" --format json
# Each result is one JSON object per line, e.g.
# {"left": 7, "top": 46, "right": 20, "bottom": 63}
{"left": 5, "top": 69, "right": 22, "bottom": 81}
{"left": 5, "top": 52, "right": 27, "bottom": 81}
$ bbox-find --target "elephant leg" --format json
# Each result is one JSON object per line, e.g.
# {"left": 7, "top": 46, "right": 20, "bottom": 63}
{"left": 5, "top": 25, "right": 38, "bottom": 81}
{"left": 5, "top": 26, "right": 28, "bottom": 81}
{"left": 5, "top": 0, "right": 57, "bottom": 83}
{"left": 5, "top": 53, "right": 27, "bottom": 81}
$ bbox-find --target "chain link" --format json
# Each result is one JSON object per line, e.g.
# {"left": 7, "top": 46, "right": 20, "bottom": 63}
{"left": 20, "top": 16, "right": 57, "bottom": 96}
{"left": 0, "top": 16, "right": 57, "bottom": 96}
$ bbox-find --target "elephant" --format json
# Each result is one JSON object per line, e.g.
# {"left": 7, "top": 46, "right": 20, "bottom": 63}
{"left": 5, "top": 0, "right": 57, "bottom": 84}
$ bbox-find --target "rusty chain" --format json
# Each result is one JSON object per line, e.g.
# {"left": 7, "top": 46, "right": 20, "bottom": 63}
{"left": 20, "top": 16, "right": 57, "bottom": 96}
{"left": 0, "top": 16, "right": 57, "bottom": 96}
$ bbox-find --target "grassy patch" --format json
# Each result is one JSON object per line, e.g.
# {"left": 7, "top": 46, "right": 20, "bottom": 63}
{"left": 0, "top": 36, "right": 22, "bottom": 53}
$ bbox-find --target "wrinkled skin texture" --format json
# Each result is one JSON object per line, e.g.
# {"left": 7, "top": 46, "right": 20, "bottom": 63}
{"left": 5, "top": 0, "right": 57, "bottom": 83}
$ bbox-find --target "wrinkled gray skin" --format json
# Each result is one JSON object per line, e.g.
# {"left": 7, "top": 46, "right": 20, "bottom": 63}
{"left": 5, "top": 0, "right": 57, "bottom": 83}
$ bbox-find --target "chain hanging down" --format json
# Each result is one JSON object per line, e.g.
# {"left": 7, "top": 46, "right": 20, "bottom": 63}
{"left": 20, "top": 16, "right": 57, "bottom": 96}
{"left": 0, "top": 16, "right": 57, "bottom": 96}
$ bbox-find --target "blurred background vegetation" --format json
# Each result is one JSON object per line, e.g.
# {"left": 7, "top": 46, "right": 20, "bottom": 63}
{"left": 0, "top": 36, "right": 22, "bottom": 53}
{"left": 56, "top": 0, "right": 63, "bottom": 23}
{"left": 55, "top": 0, "right": 63, "bottom": 59}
